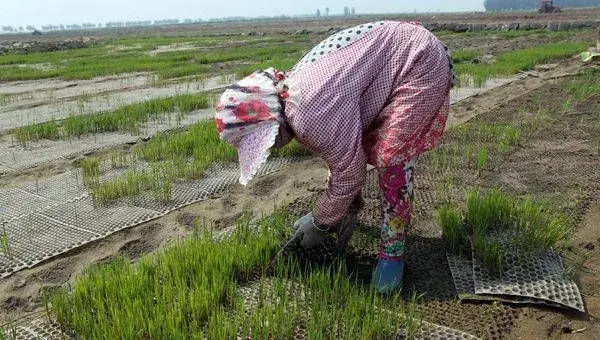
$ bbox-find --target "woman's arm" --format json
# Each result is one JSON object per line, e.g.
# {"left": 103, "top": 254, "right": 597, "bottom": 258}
{"left": 292, "top": 99, "right": 366, "bottom": 227}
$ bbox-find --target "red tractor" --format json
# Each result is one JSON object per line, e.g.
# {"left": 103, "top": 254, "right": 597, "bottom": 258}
{"left": 539, "top": 0, "right": 561, "bottom": 13}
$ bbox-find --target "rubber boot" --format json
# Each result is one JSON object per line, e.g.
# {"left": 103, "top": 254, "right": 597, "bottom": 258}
{"left": 374, "top": 257, "right": 405, "bottom": 294}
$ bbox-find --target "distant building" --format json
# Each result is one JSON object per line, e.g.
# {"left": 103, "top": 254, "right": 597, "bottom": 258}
{"left": 484, "top": 0, "right": 600, "bottom": 11}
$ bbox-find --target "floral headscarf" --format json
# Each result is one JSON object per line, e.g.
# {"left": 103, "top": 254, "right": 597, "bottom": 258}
{"left": 215, "top": 68, "right": 289, "bottom": 185}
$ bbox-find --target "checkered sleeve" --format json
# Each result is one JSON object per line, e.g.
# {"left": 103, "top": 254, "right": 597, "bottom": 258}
{"left": 293, "top": 99, "right": 367, "bottom": 227}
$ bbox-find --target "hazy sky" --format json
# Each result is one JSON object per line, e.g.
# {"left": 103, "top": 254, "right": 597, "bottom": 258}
{"left": 1, "top": 0, "right": 485, "bottom": 27}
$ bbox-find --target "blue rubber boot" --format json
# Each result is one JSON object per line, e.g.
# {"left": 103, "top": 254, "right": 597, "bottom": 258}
{"left": 374, "top": 258, "right": 405, "bottom": 294}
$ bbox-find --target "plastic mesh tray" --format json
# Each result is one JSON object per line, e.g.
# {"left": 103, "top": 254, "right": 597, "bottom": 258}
{"left": 471, "top": 241, "right": 585, "bottom": 312}
{"left": 0, "top": 109, "right": 212, "bottom": 174}
{"left": 40, "top": 196, "right": 162, "bottom": 237}
{"left": 1, "top": 158, "right": 300, "bottom": 278}
{"left": 3, "top": 213, "right": 98, "bottom": 271}
{"left": 0, "top": 188, "right": 58, "bottom": 221}
{"left": 12, "top": 318, "right": 65, "bottom": 340}
{"left": 445, "top": 230, "right": 584, "bottom": 312}
{"left": 238, "top": 277, "right": 481, "bottom": 340}
{"left": 447, "top": 250, "right": 566, "bottom": 309}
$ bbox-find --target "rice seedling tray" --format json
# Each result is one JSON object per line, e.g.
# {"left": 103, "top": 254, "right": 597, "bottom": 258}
{"left": 446, "top": 250, "right": 567, "bottom": 309}
{"left": 0, "top": 188, "right": 58, "bottom": 222}
{"left": 0, "top": 157, "right": 300, "bottom": 279}
{"left": 470, "top": 230, "right": 585, "bottom": 312}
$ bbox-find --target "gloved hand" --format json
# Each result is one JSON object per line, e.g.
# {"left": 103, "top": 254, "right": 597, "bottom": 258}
{"left": 291, "top": 213, "right": 331, "bottom": 249}
{"left": 336, "top": 196, "right": 364, "bottom": 252}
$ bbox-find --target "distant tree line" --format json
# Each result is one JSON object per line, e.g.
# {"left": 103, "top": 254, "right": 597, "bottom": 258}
{"left": 1, "top": 19, "right": 206, "bottom": 33}
{"left": 484, "top": 0, "right": 600, "bottom": 11}
{"left": 316, "top": 6, "right": 355, "bottom": 17}
{"left": 1, "top": 8, "right": 365, "bottom": 34}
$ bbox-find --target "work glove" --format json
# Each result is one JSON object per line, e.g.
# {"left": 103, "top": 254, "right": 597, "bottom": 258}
{"left": 291, "top": 212, "right": 331, "bottom": 249}
{"left": 336, "top": 196, "right": 364, "bottom": 252}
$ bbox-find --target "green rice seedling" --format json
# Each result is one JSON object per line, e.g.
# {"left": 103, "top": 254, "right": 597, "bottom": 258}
{"left": 476, "top": 147, "right": 488, "bottom": 175}
{"left": 51, "top": 209, "right": 291, "bottom": 338}
{"left": 452, "top": 145, "right": 460, "bottom": 167}
{"left": 1, "top": 226, "right": 11, "bottom": 259}
{"left": 109, "top": 153, "right": 130, "bottom": 169}
{"left": 80, "top": 157, "right": 100, "bottom": 187}
{"left": 455, "top": 41, "right": 589, "bottom": 87}
{"left": 463, "top": 188, "right": 575, "bottom": 275}
{"left": 451, "top": 48, "right": 483, "bottom": 64}
{"left": 567, "top": 68, "right": 600, "bottom": 102}
{"left": 15, "top": 93, "right": 211, "bottom": 143}
{"left": 438, "top": 205, "right": 468, "bottom": 255}
{"left": 96, "top": 120, "right": 310, "bottom": 203}
{"left": 473, "top": 230, "right": 506, "bottom": 276}
{"left": 563, "top": 248, "right": 591, "bottom": 280}
{"left": 435, "top": 170, "right": 455, "bottom": 205}
{"left": 465, "top": 188, "right": 515, "bottom": 234}
{"left": 205, "top": 307, "right": 241, "bottom": 339}
{"left": 465, "top": 144, "right": 475, "bottom": 169}
{"left": 514, "top": 197, "right": 573, "bottom": 253}
{"left": 498, "top": 125, "right": 521, "bottom": 153}
{"left": 270, "top": 140, "right": 311, "bottom": 158}
{"left": 13, "top": 120, "right": 60, "bottom": 145}
{"left": 301, "top": 263, "right": 411, "bottom": 340}
{"left": 561, "top": 98, "right": 573, "bottom": 114}
{"left": 523, "top": 107, "right": 552, "bottom": 135}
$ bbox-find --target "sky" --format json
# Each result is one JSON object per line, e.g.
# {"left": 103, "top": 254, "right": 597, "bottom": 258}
{"left": 0, "top": 0, "right": 485, "bottom": 28}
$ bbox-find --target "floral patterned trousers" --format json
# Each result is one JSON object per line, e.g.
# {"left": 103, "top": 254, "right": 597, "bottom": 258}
{"left": 377, "top": 160, "right": 416, "bottom": 261}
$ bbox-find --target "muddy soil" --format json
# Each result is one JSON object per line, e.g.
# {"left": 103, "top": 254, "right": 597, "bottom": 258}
{"left": 440, "top": 29, "right": 596, "bottom": 55}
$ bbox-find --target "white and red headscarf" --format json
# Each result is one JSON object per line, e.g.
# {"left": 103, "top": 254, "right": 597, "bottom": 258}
{"left": 215, "top": 68, "right": 289, "bottom": 185}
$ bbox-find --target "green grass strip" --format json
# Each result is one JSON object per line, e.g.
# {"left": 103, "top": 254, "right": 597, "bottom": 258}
{"left": 50, "top": 210, "right": 417, "bottom": 339}
{"left": 12, "top": 93, "right": 211, "bottom": 144}
{"left": 455, "top": 41, "right": 590, "bottom": 86}
{"left": 440, "top": 188, "right": 573, "bottom": 275}
{"left": 89, "top": 121, "right": 310, "bottom": 204}
{"left": 0, "top": 40, "right": 311, "bottom": 81}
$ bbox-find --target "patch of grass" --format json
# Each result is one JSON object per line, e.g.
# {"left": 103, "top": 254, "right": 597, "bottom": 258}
{"left": 498, "top": 125, "right": 521, "bottom": 152}
{"left": 50, "top": 209, "right": 419, "bottom": 339}
{"left": 90, "top": 121, "right": 309, "bottom": 204}
{"left": 80, "top": 157, "right": 101, "bottom": 187}
{"left": 1, "top": 225, "right": 11, "bottom": 259}
{"left": 455, "top": 41, "right": 589, "bottom": 86}
{"left": 477, "top": 147, "right": 488, "bottom": 174}
{"left": 13, "top": 93, "right": 211, "bottom": 143}
{"left": 13, "top": 120, "right": 60, "bottom": 145}
{"left": 0, "top": 38, "right": 312, "bottom": 81}
{"left": 438, "top": 205, "right": 468, "bottom": 255}
{"left": 567, "top": 68, "right": 600, "bottom": 102}
{"left": 451, "top": 188, "right": 573, "bottom": 275}
{"left": 451, "top": 48, "right": 482, "bottom": 64}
